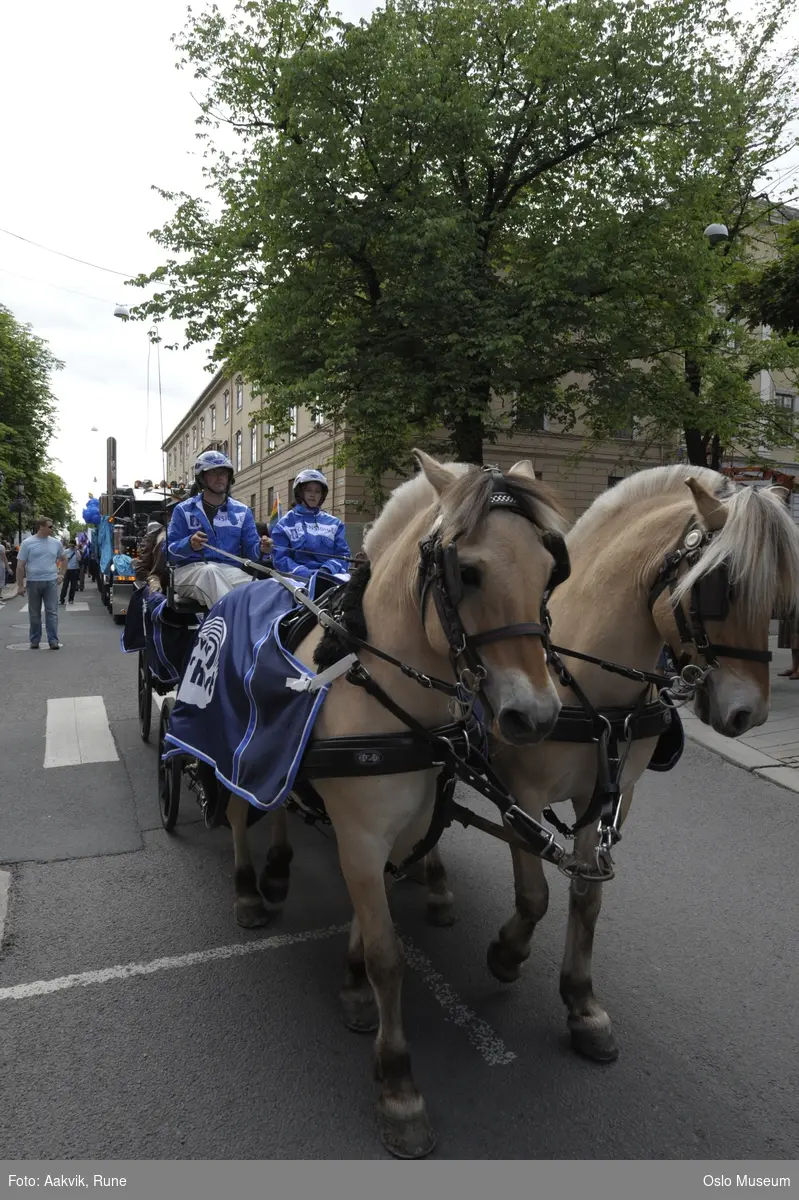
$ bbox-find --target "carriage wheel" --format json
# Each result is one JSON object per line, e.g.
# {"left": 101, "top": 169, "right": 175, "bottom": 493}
{"left": 157, "top": 696, "right": 181, "bottom": 832}
{"left": 138, "top": 651, "right": 153, "bottom": 742}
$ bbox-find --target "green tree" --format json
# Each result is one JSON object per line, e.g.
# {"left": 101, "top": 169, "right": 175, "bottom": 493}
{"left": 0, "top": 305, "right": 72, "bottom": 538}
{"left": 737, "top": 221, "right": 799, "bottom": 337}
{"left": 134, "top": 0, "right": 799, "bottom": 494}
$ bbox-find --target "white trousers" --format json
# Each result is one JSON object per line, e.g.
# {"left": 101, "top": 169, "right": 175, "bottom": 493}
{"left": 173, "top": 562, "right": 253, "bottom": 608}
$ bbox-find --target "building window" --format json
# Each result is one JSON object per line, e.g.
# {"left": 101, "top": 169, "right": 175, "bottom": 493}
{"left": 267, "top": 486, "right": 274, "bottom": 516}
{"left": 222, "top": 439, "right": 229, "bottom": 457}
{"left": 235, "top": 430, "right": 242, "bottom": 472}
{"left": 200, "top": 416, "right": 205, "bottom": 441}
{"left": 265, "top": 422, "right": 275, "bottom": 451}
{"left": 289, "top": 406, "right": 298, "bottom": 441}
{"left": 192, "top": 425, "right": 197, "bottom": 450}
{"left": 223, "top": 390, "right": 230, "bottom": 423}
{"left": 775, "top": 391, "right": 795, "bottom": 438}
{"left": 185, "top": 433, "right": 190, "bottom": 456}
{"left": 210, "top": 404, "right": 216, "bottom": 434}
{"left": 251, "top": 426, "right": 258, "bottom": 464}
{"left": 288, "top": 477, "right": 295, "bottom": 505}
{"left": 236, "top": 376, "right": 244, "bottom": 412}
{"left": 313, "top": 409, "right": 325, "bottom": 429}
{"left": 250, "top": 492, "right": 257, "bottom": 513}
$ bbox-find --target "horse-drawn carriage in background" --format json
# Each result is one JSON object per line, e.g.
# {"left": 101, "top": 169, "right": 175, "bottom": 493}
{"left": 123, "top": 451, "right": 799, "bottom": 1160}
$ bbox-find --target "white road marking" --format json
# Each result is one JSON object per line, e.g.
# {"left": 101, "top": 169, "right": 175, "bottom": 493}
{"left": 400, "top": 935, "right": 516, "bottom": 1066}
{"left": 18, "top": 601, "right": 88, "bottom": 612}
{"left": 0, "top": 923, "right": 516, "bottom": 1065}
{"left": 19, "top": 603, "right": 27, "bottom": 612}
{"left": 0, "top": 870, "right": 10, "bottom": 948}
{"left": 44, "top": 696, "right": 118, "bottom": 768}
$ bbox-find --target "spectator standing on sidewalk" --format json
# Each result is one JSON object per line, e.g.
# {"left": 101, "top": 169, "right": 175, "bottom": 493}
{"left": 16, "top": 517, "right": 68, "bottom": 649}
{"left": 59, "top": 539, "right": 81, "bottom": 605}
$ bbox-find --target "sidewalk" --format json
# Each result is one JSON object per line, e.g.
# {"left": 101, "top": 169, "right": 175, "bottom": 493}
{"left": 682, "top": 624, "right": 799, "bottom": 795}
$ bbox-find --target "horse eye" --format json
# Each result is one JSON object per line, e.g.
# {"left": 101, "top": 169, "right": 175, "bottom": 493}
{"left": 459, "top": 564, "right": 481, "bottom": 588}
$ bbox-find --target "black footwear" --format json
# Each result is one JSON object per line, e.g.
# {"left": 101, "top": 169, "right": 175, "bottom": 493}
{"left": 30, "top": 643, "right": 40, "bottom": 650}
{"left": 49, "top": 642, "right": 62, "bottom": 650}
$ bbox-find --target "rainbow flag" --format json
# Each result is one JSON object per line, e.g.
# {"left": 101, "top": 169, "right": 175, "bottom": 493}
{"left": 268, "top": 491, "right": 282, "bottom": 530}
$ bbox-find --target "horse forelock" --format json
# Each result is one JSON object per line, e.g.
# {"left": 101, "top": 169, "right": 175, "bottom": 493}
{"left": 674, "top": 485, "right": 799, "bottom": 622}
{"left": 436, "top": 468, "right": 568, "bottom": 545}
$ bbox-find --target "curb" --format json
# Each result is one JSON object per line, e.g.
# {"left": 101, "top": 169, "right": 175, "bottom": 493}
{"left": 683, "top": 718, "right": 799, "bottom": 795}
{"left": 0, "top": 870, "right": 9, "bottom": 948}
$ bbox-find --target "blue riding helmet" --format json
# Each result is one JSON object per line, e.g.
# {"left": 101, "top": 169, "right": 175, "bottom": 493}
{"left": 194, "top": 450, "right": 234, "bottom": 486}
{"left": 293, "top": 468, "right": 329, "bottom": 504}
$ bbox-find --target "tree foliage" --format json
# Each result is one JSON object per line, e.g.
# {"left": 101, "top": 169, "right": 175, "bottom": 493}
{"left": 134, "top": 0, "right": 799, "bottom": 492}
{"left": 736, "top": 221, "right": 799, "bottom": 337}
{"left": 0, "top": 305, "right": 72, "bottom": 539}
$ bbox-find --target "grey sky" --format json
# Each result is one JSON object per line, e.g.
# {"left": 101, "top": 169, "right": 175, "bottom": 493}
{"left": 2, "top": 0, "right": 797, "bottom": 521}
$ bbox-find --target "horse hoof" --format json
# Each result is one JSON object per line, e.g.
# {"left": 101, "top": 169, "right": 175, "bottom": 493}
{"left": 379, "top": 1111, "right": 436, "bottom": 1159}
{"left": 486, "top": 939, "right": 522, "bottom": 983}
{"left": 234, "top": 899, "right": 274, "bottom": 928}
{"left": 341, "top": 994, "right": 379, "bottom": 1034}
{"left": 569, "top": 1024, "right": 619, "bottom": 1063}
{"left": 426, "top": 901, "right": 457, "bottom": 927}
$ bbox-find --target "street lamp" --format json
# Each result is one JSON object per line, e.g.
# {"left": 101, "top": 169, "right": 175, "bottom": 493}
{"left": 703, "top": 223, "right": 729, "bottom": 247}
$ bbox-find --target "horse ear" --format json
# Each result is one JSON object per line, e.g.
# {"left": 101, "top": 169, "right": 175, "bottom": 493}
{"left": 413, "top": 449, "right": 459, "bottom": 496}
{"left": 766, "top": 485, "right": 790, "bottom": 503}
{"left": 508, "top": 459, "right": 537, "bottom": 481}
{"left": 685, "top": 477, "right": 728, "bottom": 531}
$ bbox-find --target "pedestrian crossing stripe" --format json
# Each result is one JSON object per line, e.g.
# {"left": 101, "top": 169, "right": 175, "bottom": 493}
{"left": 44, "top": 696, "right": 118, "bottom": 769}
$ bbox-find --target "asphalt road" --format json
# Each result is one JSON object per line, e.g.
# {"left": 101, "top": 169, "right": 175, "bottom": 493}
{"left": 1, "top": 582, "right": 797, "bottom": 1161}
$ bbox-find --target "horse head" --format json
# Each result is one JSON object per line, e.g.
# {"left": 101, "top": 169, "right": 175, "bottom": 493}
{"left": 366, "top": 449, "right": 570, "bottom": 744}
{"left": 664, "top": 477, "right": 799, "bottom": 737}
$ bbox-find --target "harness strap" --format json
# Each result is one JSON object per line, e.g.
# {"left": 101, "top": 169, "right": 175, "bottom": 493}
{"left": 469, "top": 622, "right": 547, "bottom": 647}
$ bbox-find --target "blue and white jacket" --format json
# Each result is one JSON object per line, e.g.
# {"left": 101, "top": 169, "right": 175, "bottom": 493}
{"left": 270, "top": 504, "right": 351, "bottom": 580}
{"left": 167, "top": 494, "right": 262, "bottom": 567}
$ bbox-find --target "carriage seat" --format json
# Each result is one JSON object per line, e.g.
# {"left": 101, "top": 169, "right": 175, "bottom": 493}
{"left": 166, "top": 567, "right": 207, "bottom": 616}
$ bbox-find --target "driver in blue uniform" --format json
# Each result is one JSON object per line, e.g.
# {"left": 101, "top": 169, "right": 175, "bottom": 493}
{"left": 270, "top": 469, "right": 351, "bottom": 582}
{"left": 167, "top": 451, "right": 272, "bottom": 607}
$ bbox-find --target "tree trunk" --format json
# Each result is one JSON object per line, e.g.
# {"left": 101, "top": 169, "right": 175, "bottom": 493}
{"left": 683, "top": 427, "right": 710, "bottom": 466}
{"left": 709, "top": 433, "right": 722, "bottom": 471}
{"left": 451, "top": 412, "right": 486, "bottom": 465}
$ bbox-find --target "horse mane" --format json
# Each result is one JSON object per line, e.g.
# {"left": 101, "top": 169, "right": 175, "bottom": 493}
{"left": 569, "top": 464, "right": 735, "bottom": 544}
{"left": 570, "top": 464, "right": 799, "bottom": 622}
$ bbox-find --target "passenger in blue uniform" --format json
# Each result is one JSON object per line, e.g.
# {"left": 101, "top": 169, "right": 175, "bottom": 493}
{"left": 270, "top": 469, "right": 351, "bottom": 582}
{"left": 168, "top": 451, "right": 272, "bottom": 607}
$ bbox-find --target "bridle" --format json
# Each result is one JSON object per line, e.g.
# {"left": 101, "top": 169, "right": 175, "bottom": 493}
{"left": 648, "top": 524, "right": 772, "bottom": 670}
{"left": 417, "top": 468, "right": 570, "bottom": 716}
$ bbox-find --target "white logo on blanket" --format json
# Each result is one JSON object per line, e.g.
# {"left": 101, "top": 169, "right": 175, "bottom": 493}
{"left": 177, "top": 615, "right": 228, "bottom": 709}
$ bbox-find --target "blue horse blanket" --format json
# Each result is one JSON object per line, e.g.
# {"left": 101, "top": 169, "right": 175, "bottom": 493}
{"left": 162, "top": 578, "right": 339, "bottom": 812}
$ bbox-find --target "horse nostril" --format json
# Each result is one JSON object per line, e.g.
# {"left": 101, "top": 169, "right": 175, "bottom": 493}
{"left": 730, "top": 708, "right": 752, "bottom": 736}
{"left": 497, "top": 708, "right": 536, "bottom": 743}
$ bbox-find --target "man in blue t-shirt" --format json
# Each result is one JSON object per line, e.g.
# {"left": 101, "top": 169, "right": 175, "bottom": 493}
{"left": 17, "top": 518, "right": 68, "bottom": 649}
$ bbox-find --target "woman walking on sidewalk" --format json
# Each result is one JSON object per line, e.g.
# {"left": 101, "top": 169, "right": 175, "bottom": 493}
{"left": 59, "top": 540, "right": 80, "bottom": 605}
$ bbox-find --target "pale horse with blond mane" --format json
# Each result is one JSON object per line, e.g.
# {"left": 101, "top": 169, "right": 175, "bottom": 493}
{"left": 226, "top": 450, "right": 570, "bottom": 1158}
{"left": 425, "top": 465, "right": 799, "bottom": 1063}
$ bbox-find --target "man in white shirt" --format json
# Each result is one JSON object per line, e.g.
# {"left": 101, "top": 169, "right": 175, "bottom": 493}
{"left": 16, "top": 518, "right": 68, "bottom": 649}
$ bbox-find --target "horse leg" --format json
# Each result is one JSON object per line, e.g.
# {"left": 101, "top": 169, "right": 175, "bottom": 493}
{"left": 227, "top": 793, "right": 272, "bottom": 928}
{"left": 487, "top": 844, "right": 549, "bottom": 983}
{"left": 336, "top": 839, "right": 435, "bottom": 1158}
{"left": 559, "top": 786, "right": 635, "bottom": 1063}
{"left": 424, "top": 845, "right": 456, "bottom": 927}
{"left": 340, "top": 913, "right": 379, "bottom": 1033}
{"left": 258, "top": 807, "right": 294, "bottom": 909}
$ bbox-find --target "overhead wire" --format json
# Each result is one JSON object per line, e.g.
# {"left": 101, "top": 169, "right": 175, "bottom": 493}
{"left": 0, "top": 226, "right": 135, "bottom": 277}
